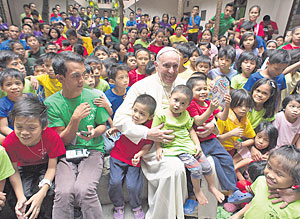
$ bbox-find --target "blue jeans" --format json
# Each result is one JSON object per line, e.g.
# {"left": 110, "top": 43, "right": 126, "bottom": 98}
{"left": 108, "top": 157, "right": 143, "bottom": 209}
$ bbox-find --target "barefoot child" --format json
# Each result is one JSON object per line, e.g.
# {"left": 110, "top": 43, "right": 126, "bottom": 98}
{"left": 107, "top": 94, "right": 156, "bottom": 219}
{"left": 3, "top": 95, "right": 66, "bottom": 219}
{"left": 152, "top": 85, "right": 223, "bottom": 205}
{"left": 230, "top": 145, "right": 300, "bottom": 219}
{"left": 185, "top": 75, "right": 252, "bottom": 212}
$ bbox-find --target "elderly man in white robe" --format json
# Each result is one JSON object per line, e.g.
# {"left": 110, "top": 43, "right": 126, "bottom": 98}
{"left": 113, "top": 47, "right": 218, "bottom": 219}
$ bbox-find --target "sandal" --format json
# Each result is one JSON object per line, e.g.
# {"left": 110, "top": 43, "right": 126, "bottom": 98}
{"left": 223, "top": 202, "right": 239, "bottom": 213}
{"left": 113, "top": 206, "right": 125, "bottom": 219}
{"left": 227, "top": 190, "right": 253, "bottom": 205}
{"left": 183, "top": 199, "right": 198, "bottom": 214}
{"left": 132, "top": 206, "right": 145, "bottom": 219}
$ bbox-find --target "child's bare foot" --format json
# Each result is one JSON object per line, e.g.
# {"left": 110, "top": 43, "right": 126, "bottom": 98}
{"left": 194, "top": 189, "right": 208, "bottom": 205}
{"left": 209, "top": 186, "right": 225, "bottom": 203}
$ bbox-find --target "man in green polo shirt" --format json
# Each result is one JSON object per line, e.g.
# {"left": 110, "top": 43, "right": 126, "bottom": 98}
{"left": 210, "top": 3, "right": 242, "bottom": 37}
{"left": 45, "top": 51, "right": 109, "bottom": 219}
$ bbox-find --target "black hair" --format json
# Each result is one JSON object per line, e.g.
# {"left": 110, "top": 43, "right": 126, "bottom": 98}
{"left": 92, "top": 27, "right": 101, "bottom": 38}
{"left": 247, "top": 160, "right": 267, "bottom": 182}
{"left": 52, "top": 7, "right": 58, "bottom": 12}
{"left": 249, "top": 5, "right": 261, "bottom": 13}
{"left": 22, "top": 17, "right": 33, "bottom": 24}
{"left": 31, "top": 10, "right": 39, "bottom": 17}
{"left": 133, "top": 44, "right": 144, "bottom": 53}
{"left": 190, "top": 46, "right": 202, "bottom": 57}
{"left": 250, "top": 78, "right": 278, "bottom": 118}
{"left": 84, "top": 55, "right": 101, "bottom": 65}
{"left": 23, "top": 4, "right": 29, "bottom": 9}
{"left": 195, "top": 55, "right": 211, "bottom": 67}
{"left": 254, "top": 121, "right": 278, "bottom": 154}
{"left": 9, "top": 95, "right": 48, "bottom": 129}
{"left": 218, "top": 45, "right": 236, "bottom": 63}
{"left": 102, "top": 57, "right": 118, "bottom": 77}
{"left": 198, "top": 42, "right": 211, "bottom": 49}
{"left": 0, "top": 68, "right": 25, "bottom": 86}
{"left": 73, "top": 44, "right": 85, "bottom": 56}
{"left": 266, "top": 40, "right": 278, "bottom": 47}
{"left": 261, "top": 49, "right": 274, "bottom": 65}
{"left": 236, "top": 51, "right": 259, "bottom": 73}
{"left": 84, "top": 64, "right": 93, "bottom": 75}
{"left": 152, "top": 16, "right": 160, "bottom": 24}
{"left": 123, "top": 52, "right": 135, "bottom": 64}
{"left": 138, "top": 27, "right": 148, "bottom": 35}
{"left": 104, "top": 35, "right": 112, "bottom": 47}
{"left": 282, "top": 94, "right": 300, "bottom": 110}
{"left": 93, "top": 45, "right": 110, "bottom": 56}
{"left": 263, "top": 15, "right": 271, "bottom": 22}
{"left": 66, "top": 29, "right": 77, "bottom": 38}
{"left": 170, "top": 16, "right": 176, "bottom": 25}
{"left": 239, "top": 32, "right": 257, "bottom": 50}
{"left": 92, "top": 38, "right": 102, "bottom": 48}
{"left": 45, "top": 42, "right": 56, "bottom": 49}
{"left": 40, "top": 52, "right": 56, "bottom": 63}
{"left": 230, "top": 89, "right": 254, "bottom": 109}
{"left": 135, "top": 47, "right": 150, "bottom": 58}
{"left": 108, "top": 63, "right": 129, "bottom": 81}
{"left": 268, "top": 145, "right": 300, "bottom": 186}
{"left": 171, "top": 85, "right": 193, "bottom": 103}
{"left": 186, "top": 75, "right": 207, "bottom": 90}
{"left": 193, "top": 5, "right": 199, "bottom": 10}
{"left": 8, "top": 40, "right": 23, "bottom": 51}
{"left": 268, "top": 49, "right": 291, "bottom": 65}
{"left": 176, "top": 43, "right": 191, "bottom": 59}
{"left": 239, "top": 20, "right": 255, "bottom": 31}
{"left": 52, "top": 51, "right": 84, "bottom": 76}
{"left": 225, "top": 3, "right": 234, "bottom": 8}
{"left": 146, "top": 60, "right": 155, "bottom": 75}
{"left": 73, "top": 7, "right": 79, "bottom": 12}
{"left": 134, "top": 94, "right": 157, "bottom": 116}
{"left": 48, "top": 27, "right": 61, "bottom": 40}
{"left": 0, "top": 50, "right": 19, "bottom": 68}
{"left": 129, "top": 28, "right": 138, "bottom": 33}
{"left": 165, "top": 27, "right": 174, "bottom": 36}
{"left": 24, "top": 33, "right": 37, "bottom": 42}
{"left": 22, "top": 23, "right": 32, "bottom": 30}
{"left": 275, "top": 35, "right": 284, "bottom": 40}
{"left": 291, "top": 26, "right": 300, "bottom": 35}
{"left": 61, "top": 40, "right": 70, "bottom": 47}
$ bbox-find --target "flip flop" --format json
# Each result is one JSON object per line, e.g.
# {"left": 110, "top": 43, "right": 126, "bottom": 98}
{"left": 223, "top": 202, "right": 239, "bottom": 213}
{"left": 227, "top": 190, "right": 253, "bottom": 205}
{"left": 183, "top": 199, "right": 198, "bottom": 214}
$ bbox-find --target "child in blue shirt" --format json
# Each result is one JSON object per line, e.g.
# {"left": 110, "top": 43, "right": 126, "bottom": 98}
{"left": 244, "top": 49, "right": 291, "bottom": 110}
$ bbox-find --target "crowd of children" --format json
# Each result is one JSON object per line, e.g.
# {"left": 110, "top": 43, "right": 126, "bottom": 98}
{"left": 0, "top": 1, "right": 300, "bottom": 219}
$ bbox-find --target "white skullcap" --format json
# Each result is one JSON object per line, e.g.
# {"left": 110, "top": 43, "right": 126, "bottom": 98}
{"left": 156, "top": 46, "right": 180, "bottom": 62}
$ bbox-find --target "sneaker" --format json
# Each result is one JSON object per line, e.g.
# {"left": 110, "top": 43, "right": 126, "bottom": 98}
{"left": 113, "top": 206, "right": 125, "bottom": 219}
{"left": 132, "top": 206, "right": 145, "bottom": 219}
{"left": 227, "top": 190, "right": 253, "bottom": 205}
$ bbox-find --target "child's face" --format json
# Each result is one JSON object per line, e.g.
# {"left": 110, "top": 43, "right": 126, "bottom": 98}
{"left": 276, "top": 37, "right": 284, "bottom": 46}
{"left": 120, "top": 35, "right": 129, "bottom": 45}
{"left": 218, "top": 56, "right": 232, "bottom": 70}
{"left": 7, "top": 58, "right": 26, "bottom": 76}
{"left": 163, "top": 37, "right": 169, "bottom": 46}
{"left": 255, "top": 130, "right": 270, "bottom": 150}
{"left": 267, "top": 42, "right": 277, "bottom": 50}
{"left": 67, "top": 36, "right": 77, "bottom": 46}
{"left": 139, "top": 29, "right": 148, "bottom": 40}
{"left": 110, "top": 52, "right": 119, "bottom": 60}
{"left": 196, "top": 62, "right": 211, "bottom": 75}
{"left": 13, "top": 43, "right": 26, "bottom": 59}
{"left": 267, "top": 63, "right": 289, "bottom": 78}
{"left": 156, "top": 32, "right": 164, "bottom": 44}
{"left": 191, "top": 80, "right": 208, "bottom": 102}
{"left": 136, "top": 51, "right": 149, "bottom": 70}
{"left": 22, "top": 26, "right": 32, "bottom": 35}
{"left": 284, "top": 100, "right": 300, "bottom": 123}
{"left": 89, "top": 62, "right": 102, "bottom": 80}
{"left": 1, "top": 76, "right": 24, "bottom": 101}
{"left": 169, "top": 92, "right": 190, "bottom": 115}
{"left": 150, "top": 54, "right": 155, "bottom": 61}
{"left": 264, "top": 156, "right": 294, "bottom": 189}
{"left": 175, "top": 26, "right": 183, "bottom": 36}
{"left": 127, "top": 56, "right": 137, "bottom": 70}
{"left": 241, "top": 59, "right": 256, "bottom": 77}
{"left": 95, "top": 50, "right": 108, "bottom": 60}
{"left": 131, "top": 102, "right": 152, "bottom": 125}
{"left": 243, "top": 35, "right": 255, "bottom": 50}
{"left": 14, "top": 116, "right": 43, "bottom": 147}
{"left": 232, "top": 102, "right": 250, "bottom": 119}
{"left": 199, "top": 45, "right": 210, "bottom": 56}
{"left": 83, "top": 73, "right": 95, "bottom": 88}
{"left": 43, "top": 59, "right": 56, "bottom": 79}
{"left": 50, "top": 29, "right": 58, "bottom": 39}
{"left": 113, "top": 70, "right": 129, "bottom": 89}
{"left": 34, "top": 65, "right": 44, "bottom": 76}
{"left": 252, "top": 83, "right": 271, "bottom": 106}
{"left": 189, "top": 51, "right": 200, "bottom": 66}
{"left": 219, "top": 37, "right": 227, "bottom": 47}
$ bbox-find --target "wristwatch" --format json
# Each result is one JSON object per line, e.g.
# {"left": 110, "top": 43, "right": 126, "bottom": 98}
{"left": 38, "top": 179, "right": 52, "bottom": 189}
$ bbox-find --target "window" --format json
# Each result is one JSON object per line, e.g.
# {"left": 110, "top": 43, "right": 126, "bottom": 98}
{"left": 201, "top": 10, "right": 206, "bottom": 21}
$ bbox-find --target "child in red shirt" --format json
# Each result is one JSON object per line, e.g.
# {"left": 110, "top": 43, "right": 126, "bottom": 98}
{"left": 106, "top": 94, "right": 156, "bottom": 219}
{"left": 3, "top": 95, "right": 66, "bottom": 219}
{"left": 148, "top": 30, "right": 165, "bottom": 54}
